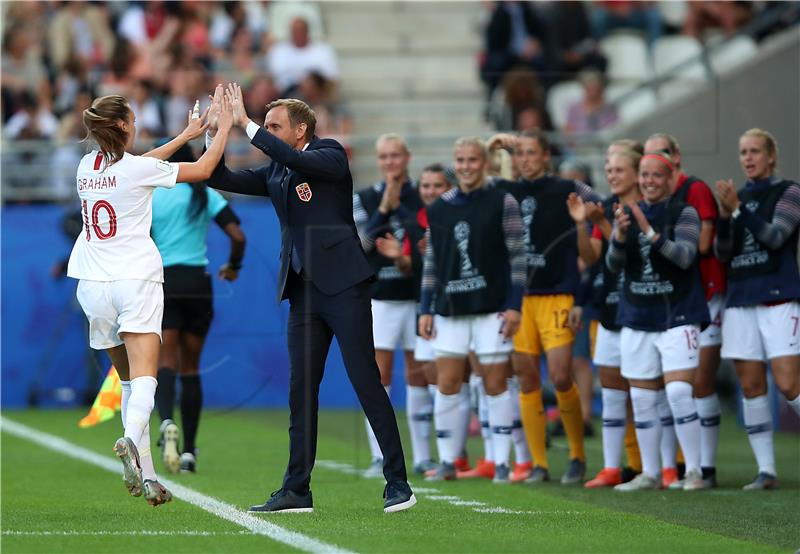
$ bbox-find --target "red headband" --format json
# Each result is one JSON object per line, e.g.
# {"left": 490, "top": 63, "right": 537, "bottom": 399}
{"left": 642, "top": 153, "right": 675, "bottom": 172}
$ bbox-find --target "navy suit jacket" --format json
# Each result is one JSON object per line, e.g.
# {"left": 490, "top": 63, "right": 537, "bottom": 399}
{"left": 208, "top": 128, "right": 374, "bottom": 302}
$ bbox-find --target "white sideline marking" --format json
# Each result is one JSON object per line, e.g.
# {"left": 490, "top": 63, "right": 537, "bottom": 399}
{"left": 1, "top": 418, "right": 356, "bottom": 554}
{"left": 3, "top": 530, "right": 250, "bottom": 536}
{"left": 315, "top": 460, "right": 583, "bottom": 517}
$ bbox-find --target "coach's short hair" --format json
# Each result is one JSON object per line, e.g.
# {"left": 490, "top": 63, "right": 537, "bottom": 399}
{"left": 266, "top": 98, "right": 316, "bottom": 141}
{"left": 453, "top": 136, "right": 488, "bottom": 159}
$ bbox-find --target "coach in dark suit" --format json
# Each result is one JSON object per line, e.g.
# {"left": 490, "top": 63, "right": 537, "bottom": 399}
{"left": 205, "top": 84, "right": 415, "bottom": 513}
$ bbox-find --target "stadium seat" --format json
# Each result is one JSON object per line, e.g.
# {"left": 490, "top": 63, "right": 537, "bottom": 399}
{"left": 616, "top": 87, "right": 658, "bottom": 124}
{"left": 653, "top": 35, "right": 705, "bottom": 78}
{"left": 546, "top": 80, "right": 583, "bottom": 130}
{"left": 658, "top": 1, "right": 688, "bottom": 29}
{"left": 709, "top": 35, "right": 759, "bottom": 75}
{"left": 606, "top": 82, "right": 637, "bottom": 104}
{"left": 653, "top": 35, "right": 707, "bottom": 102}
{"left": 600, "top": 33, "right": 651, "bottom": 82}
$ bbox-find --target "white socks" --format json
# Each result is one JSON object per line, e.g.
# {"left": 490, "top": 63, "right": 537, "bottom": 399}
{"left": 742, "top": 394, "right": 775, "bottom": 476}
{"left": 657, "top": 388, "right": 677, "bottom": 470}
{"left": 508, "top": 378, "right": 531, "bottom": 464}
{"left": 487, "top": 390, "right": 513, "bottom": 467}
{"left": 124, "top": 376, "right": 156, "bottom": 446}
{"left": 365, "top": 385, "right": 390, "bottom": 461}
{"left": 601, "top": 388, "right": 627, "bottom": 470}
{"left": 630, "top": 387, "right": 661, "bottom": 478}
{"left": 406, "top": 385, "right": 433, "bottom": 465}
{"left": 435, "top": 386, "right": 470, "bottom": 464}
{"left": 695, "top": 393, "right": 721, "bottom": 470}
{"left": 788, "top": 394, "right": 800, "bottom": 417}
{"left": 120, "top": 380, "right": 131, "bottom": 427}
{"left": 476, "top": 381, "right": 494, "bottom": 463}
{"left": 665, "top": 381, "right": 701, "bottom": 474}
{"left": 122, "top": 376, "right": 157, "bottom": 481}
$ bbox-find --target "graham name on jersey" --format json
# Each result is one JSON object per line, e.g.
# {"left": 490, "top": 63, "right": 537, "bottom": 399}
{"left": 78, "top": 175, "right": 117, "bottom": 191}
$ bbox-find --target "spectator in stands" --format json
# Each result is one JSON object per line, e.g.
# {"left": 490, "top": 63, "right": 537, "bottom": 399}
{"left": 243, "top": 75, "right": 280, "bottom": 127}
{"left": 211, "top": 23, "right": 267, "bottom": 89}
{"left": 48, "top": 1, "right": 114, "bottom": 72}
{"left": 515, "top": 105, "right": 554, "bottom": 134}
{"left": 165, "top": 64, "right": 209, "bottom": 137}
{"left": 267, "top": 16, "right": 339, "bottom": 95}
{"left": 544, "top": 1, "right": 608, "bottom": 80}
{"left": 53, "top": 56, "right": 90, "bottom": 118}
{"left": 684, "top": 1, "right": 754, "bottom": 41}
{"left": 296, "top": 71, "right": 352, "bottom": 140}
{"left": 489, "top": 65, "right": 547, "bottom": 130}
{"left": 1, "top": 27, "right": 47, "bottom": 120}
{"left": 129, "top": 80, "right": 165, "bottom": 140}
{"left": 3, "top": 91, "right": 58, "bottom": 141}
{"left": 98, "top": 37, "right": 146, "bottom": 98}
{"left": 589, "top": 1, "right": 662, "bottom": 46}
{"left": 480, "top": 1, "right": 551, "bottom": 100}
{"left": 564, "top": 70, "right": 618, "bottom": 135}
{"left": 559, "top": 159, "right": 594, "bottom": 189}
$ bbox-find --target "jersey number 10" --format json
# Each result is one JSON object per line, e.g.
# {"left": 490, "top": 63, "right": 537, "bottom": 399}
{"left": 82, "top": 199, "right": 117, "bottom": 241}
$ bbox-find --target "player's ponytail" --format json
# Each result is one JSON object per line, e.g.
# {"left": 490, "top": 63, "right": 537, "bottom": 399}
{"left": 82, "top": 95, "right": 131, "bottom": 168}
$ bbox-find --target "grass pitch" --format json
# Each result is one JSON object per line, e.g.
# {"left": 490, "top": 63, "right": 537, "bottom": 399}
{"left": 2, "top": 408, "right": 798, "bottom": 553}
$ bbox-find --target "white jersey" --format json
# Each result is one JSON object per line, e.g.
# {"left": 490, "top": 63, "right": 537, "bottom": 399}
{"left": 67, "top": 151, "right": 179, "bottom": 282}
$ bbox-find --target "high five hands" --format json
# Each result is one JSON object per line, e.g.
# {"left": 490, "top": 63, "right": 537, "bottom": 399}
{"left": 224, "top": 83, "right": 250, "bottom": 128}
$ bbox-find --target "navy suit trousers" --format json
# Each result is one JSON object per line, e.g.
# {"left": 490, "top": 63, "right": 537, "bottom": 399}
{"left": 281, "top": 271, "right": 407, "bottom": 493}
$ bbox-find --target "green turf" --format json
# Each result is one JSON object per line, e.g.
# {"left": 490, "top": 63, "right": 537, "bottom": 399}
{"left": 2, "top": 408, "right": 798, "bottom": 553}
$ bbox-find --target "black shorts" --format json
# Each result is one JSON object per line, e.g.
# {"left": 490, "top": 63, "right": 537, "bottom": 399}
{"left": 162, "top": 265, "right": 213, "bottom": 336}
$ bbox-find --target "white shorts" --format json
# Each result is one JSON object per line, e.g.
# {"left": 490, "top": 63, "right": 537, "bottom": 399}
{"left": 620, "top": 325, "right": 700, "bottom": 380}
{"left": 414, "top": 335, "right": 436, "bottom": 362}
{"left": 593, "top": 323, "right": 621, "bottom": 367}
{"left": 721, "top": 302, "right": 800, "bottom": 361}
{"left": 371, "top": 299, "right": 416, "bottom": 351}
{"left": 700, "top": 294, "right": 724, "bottom": 348}
{"left": 76, "top": 279, "right": 164, "bottom": 350}
{"left": 432, "top": 313, "right": 514, "bottom": 357}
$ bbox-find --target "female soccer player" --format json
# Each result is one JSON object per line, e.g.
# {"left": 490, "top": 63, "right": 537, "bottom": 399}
{"left": 418, "top": 137, "right": 526, "bottom": 483}
{"left": 375, "top": 163, "right": 453, "bottom": 475}
{"left": 569, "top": 147, "right": 643, "bottom": 488}
{"left": 152, "top": 143, "right": 246, "bottom": 474}
{"left": 489, "top": 130, "right": 601, "bottom": 485}
{"left": 67, "top": 94, "right": 233, "bottom": 505}
{"left": 714, "top": 128, "right": 800, "bottom": 490}
{"left": 607, "top": 152, "right": 709, "bottom": 491}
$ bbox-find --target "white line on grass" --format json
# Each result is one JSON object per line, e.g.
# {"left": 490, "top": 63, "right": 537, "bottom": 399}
{"left": 3, "top": 530, "right": 251, "bottom": 536}
{"left": 1, "top": 417, "right": 356, "bottom": 554}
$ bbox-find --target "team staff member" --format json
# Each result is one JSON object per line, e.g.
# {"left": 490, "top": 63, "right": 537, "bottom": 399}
{"left": 418, "top": 137, "right": 526, "bottom": 483}
{"left": 68, "top": 94, "right": 233, "bottom": 506}
{"left": 376, "top": 163, "right": 453, "bottom": 475}
{"left": 645, "top": 133, "right": 725, "bottom": 487}
{"left": 488, "top": 130, "right": 601, "bottom": 485}
{"left": 714, "top": 128, "right": 800, "bottom": 490}
{"left": 569, "top": 147, "right": 643, "bottom": 488}
{"left": 608, "top": 153, "right": 709, "bottom": 492}
{"left": 353, "top": 134, "right": 423, "bottom": 477}
{"left": 152, "top": 143, "right": 246, "bottom": 474}
{"left": 205, "top": 84, "right": 415, "bottom": 513}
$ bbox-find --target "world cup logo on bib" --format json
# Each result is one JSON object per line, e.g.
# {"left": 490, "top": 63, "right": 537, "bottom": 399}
{"left": 520, "top": 196, "right": 537, "bottom": 251}
{"left": 742, "top": 200, "right": 760, "bottom": 252}
{"left": 454, "top": 221, "right": 476, "bottom": 278}
{"left": 295, "top": 182, "right": 312, "bottom": 202}
{"left": 638, "top": 232, "right": 655, "bottom": 279}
